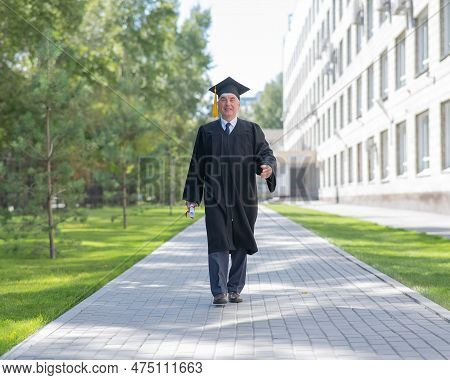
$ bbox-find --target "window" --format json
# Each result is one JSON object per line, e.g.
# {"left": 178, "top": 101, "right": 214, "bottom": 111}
{"left": 396, "top": 122, "right": 407, "bottom": 175}
{"left": 338, "top": 39, "right": 344, "bottom": 76}
{"left": 367, "top": 136, "right": 376, "bottom": 181}
{"left": 317, "top": 78, "right": 321, "bottom": 102}
{"left": 313, "top": 123, "right": 317, "bottom": 147}
{"left": 332, "top": 0, "right": 336, "bottom": 31}
{"left": 380, "top": 130, "right": 389, "bottom": 180}
{"left": 318, "top": 118, "right": 321, "bottom": 144}
{"left": 367, "top": 0, "right": 373, "bottom": 40}
{"left": 416, "top": 110, "right": 430, "bottom": 173}
{"left": 321, "top": 72, "right": 325, "bottom": 98}
{"left": 321, "top": 21, "right": 325, "bottom": 49}
{"left": 313, "top": 82, "right": 316, "bottom": 105}
{"left": 316, "top": 32, "right": 320, "bottom": 60}
{"left": 313, "top": 41, "right": 316, "bottom": 65}
{"left": 312, "top": 1, "right": 315, "bottom": 22}
{"left": 317, "top": 122, "right": 320, "bottom": 148}
{"left": 380, "top": 1, "right": 388, "bottom": 24}
{"left": 320, "top": 160, "right": 325, "bottom": 188}
{"left": 333, "top": 154, "right": 337, "bottom": 185}
{"left": 347, "top": 85, "right": 353, "bottom": 124}
{"left": 326, "top": 66, "right": 330, "bottom": 90}
{"left": 416, "top": 8, "right": 429, "bottom": 76}
{"left": 356, "top": 20, "right": 363, "bottom": 53}
{"left": 328, "top": 157, "right": 331, "bottom": 186}
{"left": 321, "top": 159, "right": 325, "bottom": 187}
{"left": 348, "top": 146, "right": 353, "bottom": 183}
{"left": 339, "top": 94, "right": 344, "bottom": 129}
{"left": 327, "top": 10, "right": 330, "bottom": 40}
{"left": 441, "top": 0, "right": 450, "bottom": 58}
{"left": 356, "top": 76, "right": 362, "bottom": 118}
{"left": 380, "top": 50, "right": 388, "bottom": 100}
{"left": 333, "top": 101, "right": 337, "bottom": 133}
{"left": 367, "top": 64, "right": 374, "bottom": 109}
{"left": 340, "top": 151, "right": 345, "bottom": 185}
{"left": 442, "top": 100, "right": 450, "bottom": 169}
{"left": 347, "top": 26, "right": 352, "bottom": 66}
{"left": 357, "top": 142, "right": 363, "bottom": 182}
{"left": 331, "top": 49, "right": 336, "bottom": 84}
{"left": 327, "top": 107, "right": 331, "bottom": 138}
{"left": 396, "top": 32, "right": 406, "bottom": 89}
{"left": 322, "top": 114, "right": 326, "bottom": 143}
{"left": 318, "top": 79, "right": 321, "bottom": 104}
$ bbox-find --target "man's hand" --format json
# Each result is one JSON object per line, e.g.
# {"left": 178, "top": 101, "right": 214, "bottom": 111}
{"left": 186, "top": 201, "right": 198, "bottom": 208}
{"left": 259, "top": 164, "right": 273, "bottom": 179}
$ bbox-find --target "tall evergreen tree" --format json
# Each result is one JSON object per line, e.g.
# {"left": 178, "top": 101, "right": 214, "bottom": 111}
{"left": 0, "top": 0, "right": 212, "bottom": 252}
{"left": 252, "top": 73, "right": 283, "bottom": 129}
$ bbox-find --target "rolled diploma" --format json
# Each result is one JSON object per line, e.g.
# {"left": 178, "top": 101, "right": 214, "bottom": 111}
{"left": 189, "top": 206, "right": 195, "bottom": 218}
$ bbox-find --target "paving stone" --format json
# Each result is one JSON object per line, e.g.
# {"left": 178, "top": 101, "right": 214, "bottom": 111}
{"left": 2, "top": 205, "right": 449, "bottom": 360}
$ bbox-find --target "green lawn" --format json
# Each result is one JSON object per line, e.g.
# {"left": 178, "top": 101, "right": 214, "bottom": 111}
{"left": 266, "top": 203, "right": 450, "bottom": 311}
{"left": 0, "top": 204, "right": 203, "bottom": 356}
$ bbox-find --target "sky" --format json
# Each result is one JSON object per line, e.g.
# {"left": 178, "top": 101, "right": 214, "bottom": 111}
{"left": 178, "top": 0, "right": 298, "bottom": 97}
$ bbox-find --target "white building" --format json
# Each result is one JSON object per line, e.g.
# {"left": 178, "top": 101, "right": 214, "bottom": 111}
{"left": 260, "top": 127, "right": 319, "bottom": 200}
{"left": 282, "top": 0, "right": 450, "bottom": 213}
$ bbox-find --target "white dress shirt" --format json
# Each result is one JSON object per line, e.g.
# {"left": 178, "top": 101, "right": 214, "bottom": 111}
{"left": 220, "top": 116, "right": 238, "bottom": 134}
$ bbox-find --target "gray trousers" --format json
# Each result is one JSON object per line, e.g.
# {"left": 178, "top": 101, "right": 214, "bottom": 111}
{"left": 208, "top": 249, "right": 247, "bottom": 296}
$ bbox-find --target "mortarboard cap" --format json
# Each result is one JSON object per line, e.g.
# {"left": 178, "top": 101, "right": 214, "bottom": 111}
{"left": 209, "top": 76, "right": 250, "bottom": 100}
{"left": 209, "top": 77, "right": 250, "bottom": 118}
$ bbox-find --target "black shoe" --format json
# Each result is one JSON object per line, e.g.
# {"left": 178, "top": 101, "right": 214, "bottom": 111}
{"left": 213, "top": 293, "right": 228, "bottom": 305}
{"left": 228, "top": 292, "right": 243, "bottom": 303}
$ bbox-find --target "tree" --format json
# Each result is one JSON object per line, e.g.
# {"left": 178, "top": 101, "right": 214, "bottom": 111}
{"left": 251, "top": 72, "right": 283, "bottom": 129}
{"left": 0, "top": 0, "right": 212, "bottom": 253}
{"left": 88, "top": 1, "right": 211, "bottom": 224}
{"left": 0, "top": 33, "right": 87, "bottom": 258}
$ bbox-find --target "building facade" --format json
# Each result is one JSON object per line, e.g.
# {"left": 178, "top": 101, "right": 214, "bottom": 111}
{"left": 283, "top": 0, "right": 450, "bottom": 213}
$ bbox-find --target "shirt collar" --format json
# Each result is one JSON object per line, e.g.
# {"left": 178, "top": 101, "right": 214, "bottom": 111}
{"left": 220, "top": 115, "right": 238, "bottom": 128}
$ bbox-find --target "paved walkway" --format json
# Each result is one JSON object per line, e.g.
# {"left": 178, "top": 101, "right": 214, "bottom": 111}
{"left": 2, "top": 206, "right": 449, "bottom": 360}
{"left": 290, "top": 201, "right": 450, "bottom": 239}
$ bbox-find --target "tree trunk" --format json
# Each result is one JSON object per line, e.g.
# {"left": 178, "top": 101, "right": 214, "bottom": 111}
{"left": 137, "top": 156, "right": 141, "bottom": 208}
{"left": 169, "top": 155, "right": 173, "bottom": 215}
{"left": 45, "top": 105, "right": 56, "bottom": 259}
{"left": 122, "top": 168, "right": 127, "bottom": 229}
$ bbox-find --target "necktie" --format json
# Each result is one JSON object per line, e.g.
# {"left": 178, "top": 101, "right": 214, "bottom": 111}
{"left": 225, "top": 122, "right": 231, "bottom": 135}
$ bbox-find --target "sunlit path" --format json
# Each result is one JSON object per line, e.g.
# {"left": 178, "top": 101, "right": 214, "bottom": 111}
{"left": 2, "top": 206, "right": 449, "bottom": 360}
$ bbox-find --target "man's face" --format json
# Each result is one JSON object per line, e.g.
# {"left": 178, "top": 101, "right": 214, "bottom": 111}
{"left": 219, "top": 94, "right": 240, "bottom": 121}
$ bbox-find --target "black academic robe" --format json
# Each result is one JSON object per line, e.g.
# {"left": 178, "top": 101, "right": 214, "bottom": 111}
{"left": 182, "top": 118, "right": 277, "bottom": 255}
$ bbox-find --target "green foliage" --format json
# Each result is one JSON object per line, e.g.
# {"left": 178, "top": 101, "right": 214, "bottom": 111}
{"left": 251, "top": 72, "right": 283, "bottom": 129}
{"left": 0, "top": 33, "right": 87, "bottom": 246}
{"left": 0, "top": 0, "right": 211, "bottom": 250}
{"left": 0, "top": 0, "right": 88, "bottom": 61}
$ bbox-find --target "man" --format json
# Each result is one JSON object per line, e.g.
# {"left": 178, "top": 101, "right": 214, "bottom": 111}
{"left": 182, "top": 77, "right": 277, "bottom": 305}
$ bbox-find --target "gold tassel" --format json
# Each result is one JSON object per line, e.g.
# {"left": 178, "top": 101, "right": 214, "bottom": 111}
{"left": 212, "top": 86, "right": 218, "bottom": 118}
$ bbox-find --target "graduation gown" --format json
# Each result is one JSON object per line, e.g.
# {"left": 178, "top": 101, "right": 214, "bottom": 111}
{"left": 182, "top": 118, "right": 277, "bottom": 255}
